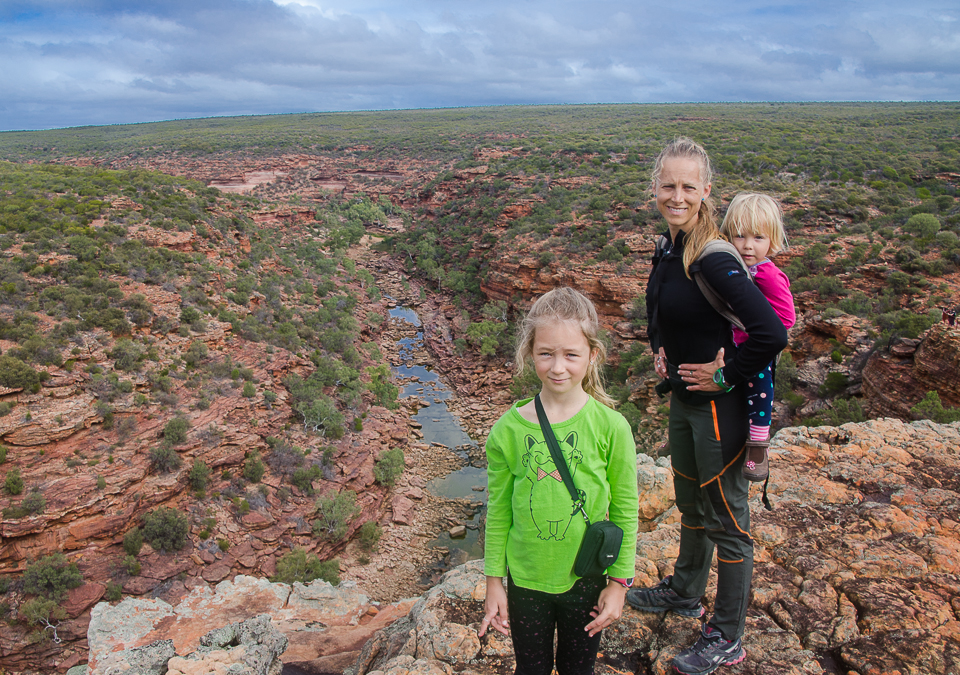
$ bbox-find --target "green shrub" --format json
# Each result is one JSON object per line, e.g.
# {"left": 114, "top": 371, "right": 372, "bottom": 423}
{"left": 373, "top": 448, "right": 404, "bottom": 487}
{"left": 313, "top": 490, "right": 360, "bottom": 541}
{"left": 4, "top": 468, "right": 23, "bottom": 495}
{"left": 163, "top": 417, "right": 190, "bottom": 445}
{"left": 105, "top": 581, "right": 123, "bottom": 602}
{"left": 23, "top": 553, "right": 83, "bottom": 600}
{"left": 243, "top": 453, "right": 265, "bottom": 483}
{"left": 149, "top": 445, "right": 182, "bottom": 473}
{"left": 22, "top": 488, "right": 45, "bottom": 515}
{"left": 819, "top": 372, "right": 850, "bottom": 396}
{"left": 187, "top": 460, "right": 211, "bottom": 491}
{"left": 109, "top": 339, "right": 144, "bottom": 371}
{"left": 217, "top": 538, "right": 230, "bottom": 551}
{"left": 123, "top": 527, "right": 143, "bottom": 556}
{"left": 291, "top": 465, "right": 322, "bottom": 494}
{"left": 142, "top": 507, "right": 189, "bottom": 552}
{"left": 122, "top": 555, "right": 141, "bottom": 576}
{"left": 910, "top": 391, "right": 960, "bottom": 423}
{"left": 0, "top": 355, "right": 41, "bottom": 391}
{"left": 0, "top": 446, "right": 6, "bottom": 463}
{"left": 96, "top": 474, "right": 106, "bottom": 490}
{"left": 358, "top": 521, "right": 382, "bottom": 552}
{"left": 272, "top": 548, "right": 340, "bottom": 585}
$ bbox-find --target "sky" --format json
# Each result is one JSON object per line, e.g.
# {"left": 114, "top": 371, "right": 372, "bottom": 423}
{"left": 1, "top": 0, "right": 958, "bottom": 132}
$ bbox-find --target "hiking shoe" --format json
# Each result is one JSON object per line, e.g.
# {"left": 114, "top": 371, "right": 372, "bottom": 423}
{"left": 742, "top": 439, "right": 769, "bottom": 482}
{"left": 672, "top": 623, "right": 745, "bottom": 674}
{"left": 625, "top": 575, "right": 705, "bottom": 618}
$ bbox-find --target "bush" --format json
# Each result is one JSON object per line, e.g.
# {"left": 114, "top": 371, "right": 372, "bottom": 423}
{"left": 123, "top": 527, "right": 143, "bottom": 556}
{"left": 109, "top": 339, "right": 144, "bottom": 371}
{"left": 5, "top": 468, "right": 23, "bottom": 495}
{"left": 291, "top": 465, "right": 322, "bottom": 494}
{"left": 23, "top": 553, "right": 83, "bottom": 600}
{"left": 272, "top": 548, "right": 340, "bottom": 585}
{"left": 22, "top": 488, "right": 45, "bottom": 515}
{"left": 122, "top": 555, "right": 141, "bottom": 576}
{"left": 188, "top": 460, "right": 211, "bottom": 491}
{"left": 0, "top": 355, "right": 41, "bottom": 391}
{"left": 105, "top": 581, "right": 123, "bottom": 602}
{"left": 243, "top": 453, "right": 265, "bottom": 483}
{"left": 910, "top": 391, "right": 960, "bottom": 423}
{"left": 313, "top": 490, "right": 360, "bottom": 541}
{"left": 242, "top": 381, "right": 256, "bottom": 398}
{"left": 142, "top": 507, "right": 189, "bottom": 552}
{"left": 149, "top": 445, "right": 182, "bottom": 473}
{"left": 373, "top": 448, "right": 405, "bottom": 487}
{"left": 819, "top": 372, "right": 850, "bottom": 395}
{"left": 358, "top": 521, "right": 382, "bottom": 552}
{"left": 163, "top": 417, "right": 190, "bottom": 445}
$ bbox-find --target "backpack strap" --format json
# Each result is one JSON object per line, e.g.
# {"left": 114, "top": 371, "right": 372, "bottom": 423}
{"left": 688, "top": 239, "right": 751, "bottom": 332}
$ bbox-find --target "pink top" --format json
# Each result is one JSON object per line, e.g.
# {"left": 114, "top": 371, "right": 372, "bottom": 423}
{"left": 732, "top": 259, "right": 795, "bottom": 346}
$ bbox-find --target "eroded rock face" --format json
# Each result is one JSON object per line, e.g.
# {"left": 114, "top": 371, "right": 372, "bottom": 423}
{"left": 863, "top": 322, "right": 960, "bottom": 418}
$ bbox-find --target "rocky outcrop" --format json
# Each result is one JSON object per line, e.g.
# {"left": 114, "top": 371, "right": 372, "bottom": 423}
{"left": 863, "top": 322, "right": 960, "bottom": 417}
{"left": 86, "top": 574, "right": 416, "bottom": 674}
{"left": 91, "top": 614, "right": 287, "bottom": 675}
{"left": 351, "top": 418, "right": 960, "bottom": 675}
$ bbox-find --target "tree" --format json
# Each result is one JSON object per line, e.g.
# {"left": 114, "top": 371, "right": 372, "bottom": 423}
{"left": 142, "top": 507, "right": 189, "bottom": 552}
{"left": 5, "top": 467, "right": 24, "bottom": 495}
{"left": 374, "top": 448, "right": 405, "bottom": 487}
{"left": 0, "top": 355, "right": 41, "bottom": 391}
{"left": 163, "top": 417, "right": 190, "bottom": 445}
{"left": 272, "top": 548, "right": 340, "bottom": 585}
{"left": 188, "top": 460, "right": 211, "bottom": 490}
{"left": 23, "top": 553, "right": 83, "bottom": 600}
{"left": 911, "top": 391, "right": 960, "bottom": 423}
{"left": 313, "top": 490, "right": 360, "bottom": 541}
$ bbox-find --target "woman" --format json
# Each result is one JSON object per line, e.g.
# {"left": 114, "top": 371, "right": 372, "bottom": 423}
{"left": 626, "top": 137, "right": 787, "bottom": 675}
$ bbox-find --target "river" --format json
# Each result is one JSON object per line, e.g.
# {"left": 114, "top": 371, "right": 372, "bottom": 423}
{"left": 389, "top": 305, "right": 487, "bottom": 559}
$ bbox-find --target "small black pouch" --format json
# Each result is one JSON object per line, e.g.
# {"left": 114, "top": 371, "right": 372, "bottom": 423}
{"left": 534, "top": 395, "right": 623, "bottom": 578}
{"left": 574, "top": 520, "right": 624, "bottom": 577}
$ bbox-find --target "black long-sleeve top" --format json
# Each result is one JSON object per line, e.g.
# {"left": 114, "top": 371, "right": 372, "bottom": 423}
{"left": 646, "top": 229, "right": 788, "bottom": 405}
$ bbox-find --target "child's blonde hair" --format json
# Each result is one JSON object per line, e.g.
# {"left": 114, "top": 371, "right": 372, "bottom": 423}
{"left": 515, "top": 287, "right": 615, "bottom": 408}
{"left": 720, "top": 193, "right": 788, "bottom": 256}
{"left": 651, "top": 137, "right": 721, "bottom": 279}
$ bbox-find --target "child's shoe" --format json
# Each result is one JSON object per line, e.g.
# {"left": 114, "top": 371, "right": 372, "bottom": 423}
{"left": 625, "top": 575, "right": 704, "bottom": 618}
{"left": 742, "top": 439, "right": 769, "bottom": 482}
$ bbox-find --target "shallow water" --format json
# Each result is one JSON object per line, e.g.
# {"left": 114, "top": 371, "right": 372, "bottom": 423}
{"left": 389, "top": 305, "right": 487, "bottom": 558}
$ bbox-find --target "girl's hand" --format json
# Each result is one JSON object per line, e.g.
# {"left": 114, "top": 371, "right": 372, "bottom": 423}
{"left": 584, "top": 582, "right": 627, "bottom": 637}
{"left": 654, "top": 347, "right": 667, "bottom": 379}
{"left": 478, "top": 576, "right": 510, "bottom": 637}
{"left": 679, "top": 348, "right": 724, "bottom": 392}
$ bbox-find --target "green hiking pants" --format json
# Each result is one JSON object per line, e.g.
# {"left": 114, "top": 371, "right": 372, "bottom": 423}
{"left": 668, "top": 391, "right": 753, "bottom": 642}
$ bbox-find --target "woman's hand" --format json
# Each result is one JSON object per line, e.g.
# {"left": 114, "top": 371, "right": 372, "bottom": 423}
{"left": 678, "top": 348, "right": 725, "bottom": 392}
{"left": 654, "top": 347, "right": 667, "bottom": 379}
{"left": 584, "top": 581, "right": 627, "bottom": 637}
{"left": 478, "top": 576, "right": 510, "bottom": 637}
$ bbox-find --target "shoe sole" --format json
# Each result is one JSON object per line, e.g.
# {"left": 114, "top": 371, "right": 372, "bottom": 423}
{"left": 673, "top": 649, "right": 745, "bottom": 675}
{"left": 625, "top": 599, "right": 705, "bottom": 618}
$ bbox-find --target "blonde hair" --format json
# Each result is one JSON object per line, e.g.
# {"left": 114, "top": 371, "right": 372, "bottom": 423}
{"left": 651, "top": 137, "right": 720, "bottom": 279}
{"left": 720, "top": 192, "right": 788, "bottom": 256}
{"left": 515, "top": 287, "right": 615, "bottom": 408}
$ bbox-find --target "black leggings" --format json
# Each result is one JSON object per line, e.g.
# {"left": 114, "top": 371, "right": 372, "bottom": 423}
{"left": 507, "top": 575, "right": 606, "bottom": 675}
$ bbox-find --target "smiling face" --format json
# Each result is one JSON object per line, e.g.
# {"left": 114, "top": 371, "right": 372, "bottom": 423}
{"left": 655, "top": 157, "right": 711, "bottom": 236}
{"left": 731, "top": 231, "right": 772, "bottom": 267}
{"left": 532, "top": 319, "right": 596, "bottom": 400}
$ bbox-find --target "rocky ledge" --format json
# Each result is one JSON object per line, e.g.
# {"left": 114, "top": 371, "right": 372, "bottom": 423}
{"left": 85, "top": 418, "right": 960, "bottom": 674}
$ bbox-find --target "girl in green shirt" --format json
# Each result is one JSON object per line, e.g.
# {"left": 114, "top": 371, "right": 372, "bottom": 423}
{"left": 478, "top": 287, "right": 639, "bottom": 675}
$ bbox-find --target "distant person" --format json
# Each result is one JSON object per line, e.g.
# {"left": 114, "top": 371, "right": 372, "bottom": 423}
{"left": 628, "top": 137, "right": 787, "bottom": 675}
{"left": 719, "top": 193, "right": 796, "bottom": 481}
{"left": 949, "top": 309, "right": 957, "bottom": 327}
{"left": 478, "top": 287, "right": 639, "bottom": 675}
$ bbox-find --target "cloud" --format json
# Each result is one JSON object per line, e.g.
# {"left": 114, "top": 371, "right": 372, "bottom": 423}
{"left": 0, "top": 0, "right": 957, "bottom": 131}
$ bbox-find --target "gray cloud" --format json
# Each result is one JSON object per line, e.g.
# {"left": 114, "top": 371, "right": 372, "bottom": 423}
{"left": 0, "top": 0, "right": 957, "bottom": 131}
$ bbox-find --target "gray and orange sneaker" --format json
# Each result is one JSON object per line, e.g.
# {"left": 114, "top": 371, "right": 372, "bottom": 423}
{"left": 672, "top": 623, "right": 746, "bottom": 674}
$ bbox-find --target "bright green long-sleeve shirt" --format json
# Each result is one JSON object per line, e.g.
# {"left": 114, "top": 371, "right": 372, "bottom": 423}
{"left": 483, "top": 396, "right": 639, "bottom": 593}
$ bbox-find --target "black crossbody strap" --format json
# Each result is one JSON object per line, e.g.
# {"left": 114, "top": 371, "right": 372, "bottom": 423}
{"left": 534, "top": 394, "right": 590, "bottom": 523}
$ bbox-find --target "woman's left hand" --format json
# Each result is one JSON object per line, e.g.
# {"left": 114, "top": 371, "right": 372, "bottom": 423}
{"left": 584, "top": 582, "right": 627, "bottom": 637}
{"left": 678, "top": 348, "right": 725, "bottom": 392}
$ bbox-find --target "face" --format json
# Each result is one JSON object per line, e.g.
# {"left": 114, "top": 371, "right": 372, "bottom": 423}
{"left": 731, "top": 231, "right": 771, "bottom": 267}
{"left": 532, "top": 320, "right": 596, "bottom": 399}
{"left": 655, "top": 157, "right": 711, "bottom": 234}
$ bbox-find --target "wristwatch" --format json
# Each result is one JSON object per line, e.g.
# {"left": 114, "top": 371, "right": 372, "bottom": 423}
{"left": 608, "top": 577, "right": 634, "bottom": 588}
{"left": 712, "top": 368, "right": 734, "bottom": 393}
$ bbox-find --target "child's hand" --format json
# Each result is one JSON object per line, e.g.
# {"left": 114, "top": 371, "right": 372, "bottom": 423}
{"left": 478, "top": 576, "right": 510, "bottom": 637}
{"left": 680, "top": 348, "right": 724, "bottom": 392}
{"left": 584, "top": 582, "right": 627, "bottom": 637}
